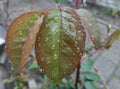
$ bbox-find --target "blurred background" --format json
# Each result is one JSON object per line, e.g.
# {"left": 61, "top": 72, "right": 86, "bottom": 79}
{"left": 0, "top": 0, "right": 120, "bottom": 89}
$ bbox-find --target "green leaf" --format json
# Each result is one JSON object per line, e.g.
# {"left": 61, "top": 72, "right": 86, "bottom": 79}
{"left": 85, "top": 72, "right": 100, "bottom": 81}
{"left": 105, "top": 29, "right": 120, "bottom": 49}
{"left": 76, "top": 9, "right": 102, "bottom": 49}
{"left": 6, "top": 11, "right": 41, "bottom": 74}
{"left": 85, "top": 81, "right": 97, "bottom": 89}
{"left": 27, "top": 61, "right": 39, "bottom": 71}
{"left": 81, "top": 58, "right": 93, "bottom": 72}
{"left": 35, "top": 7, "right": 86, "bottom": 84}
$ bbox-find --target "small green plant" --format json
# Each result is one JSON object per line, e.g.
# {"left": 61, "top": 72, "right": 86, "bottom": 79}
{"left": 54, "top": 0, "right": 68, "bottom": 4}
{"left": 5, "top": 3, "right": 120, "bottom": 89}
{"left": 111, "top": 9, "right": 118, "bottom": 17}
{"left": 101, "top": 7, "right": 118, "bottom": 17}
{"left": 101, "top": 7, "right": 112, "bottom": 15}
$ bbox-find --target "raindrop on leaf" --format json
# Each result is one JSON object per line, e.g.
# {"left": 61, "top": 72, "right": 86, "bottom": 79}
{"left": 73, "top": 53, "right": 75, "bottom": 55}
{"left": 76, "top": 47, "right": 80, "bottom": 52}
{"left": 45, "top": 38, "right": 49, "bottom": 42}
{"left": 55, "top": 29, "right": 59, "bottom": 33}
{"left": 53, "top": 54, "right": 58, "bottom": 60}
{"left": 51, "top": 45, "right": 55, "bottom": 50}
{"left": 76, "top": 30, "right": 81, "bottom": 35}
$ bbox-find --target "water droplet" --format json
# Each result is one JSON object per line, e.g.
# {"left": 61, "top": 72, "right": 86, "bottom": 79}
{"left": 79, "top": 53, "right": 82, "bottom": 56}
{"left": 76, "top": 47, "right": 80, "bottom": 52}
{"left": 53, "top": 54, "right": 58, "bottom": 60}
{"left": 51, "top": 45, "right": 55, "bottom": 50}
{"left": 76, "top": 30, "right": 81, "bottom": 35}
{"left": 89, "top": 23, "right": 92, "bottom": 27}
{"left": 73, "top": 53, "right": 75, "bottom": 55}
{"left": 57, "top": 40, "right": 60, "bottom": 43}
{"left": 55, "top": 29, "right": 59, "bottom": 33}
{"left": 45, "top": 38, "right": 49, "bottom": 42}
{"left": 69, "top": 63, "right": 72, "bottom": 66}
{"left": 75, "top": 41, "right": 78, "bottom": 47}
{"left": 47, "top": 61, "right": 50, "bottom": 64}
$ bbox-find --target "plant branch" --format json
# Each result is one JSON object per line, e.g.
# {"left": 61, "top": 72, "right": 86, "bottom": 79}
{"left": 75, "top": 0, "right": 80, "bottom": 9}
{"left": 31, "top": 0, "right": 34, "bottom": 10}
{"left": 75, "top": 63, "right": 80, "bottom": 89}
{"left": 80, "top": 75, "right": 86, "bottom": 89}
{"left": 81, "top": 46, "right": 104, "bottom": 62}
{"left": 93, "top": 66, "right": 109, "bottom": 89}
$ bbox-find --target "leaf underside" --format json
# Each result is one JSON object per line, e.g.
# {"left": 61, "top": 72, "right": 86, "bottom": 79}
{"left": 35, "top": 7, "right": 86, "bottom": 84}
{"left": 19, "top": 15, "right": 44, "bottom": 73}
{"left": 76, "top": 9, "right": 102, "bottom": 49}
{"left": 6, "top": 11, "right": 41, "bottom": 73}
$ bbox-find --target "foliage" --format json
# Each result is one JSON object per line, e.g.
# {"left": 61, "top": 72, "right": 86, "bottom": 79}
{"left": 101, "top": 7, "right": 118, "bottom": 17}
{"left": 7, "top": 77, "right": 27, "bottom": 89}
{"left": 101, "top": 7, "right": 112, "bottom": 15}
{"left": 42, "top": 57, "right": 100, "bottom": 89}
{"left": 111, "top": 9, "right": 118, "bottom": 17}
{"left": 5, "top": 5, "right": 120, "bottom": 89}
{"left": 54, "top": 0, "right": 68, "bottom": 4}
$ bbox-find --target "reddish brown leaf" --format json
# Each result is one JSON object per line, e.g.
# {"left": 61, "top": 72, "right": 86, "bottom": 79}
{"left": 6, "top": 11, "right": 41, "bottom": 74}
{"left": 19, "top": 15, "right": 45, "bottom": 73}
{"left": 76, "top": 9, "right": 102, "bottom": 49}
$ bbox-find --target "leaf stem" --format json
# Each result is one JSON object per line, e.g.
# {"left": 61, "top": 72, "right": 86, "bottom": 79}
{"left": 81, "top": 46, "right": 104, "bottom": 62}
{"left": 75, "top": 63, "right": 80, "bottom": 89}
{"left": 93, "top": 66, "right": 109, "bottom": 89}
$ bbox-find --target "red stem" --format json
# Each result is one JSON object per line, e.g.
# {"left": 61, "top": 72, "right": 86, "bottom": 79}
{"left": 31, "top": 0, "right": 34, "bottom": 10}
{"left": 81, "top": 47, "right": 104, "bottom": 62}
{"left": 74, "top": 46, "right": 104, "bottom": 89}
{"left": 75, "top": 0, "right": 80, "bottom": 9}
{"left": 75, "top": 63, "right": 80, "bottom": 89}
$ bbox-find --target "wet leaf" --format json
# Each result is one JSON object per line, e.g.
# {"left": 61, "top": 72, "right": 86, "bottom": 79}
{"left": 35, "top": 7, "right": 86, "bottom": 84}
{"left": 105, "top": 29, "right": 120, "bottom": 49}
{"left": 85, "top": 81, "right": 97, "bottom": 89}
{"left": 6, "top": 11, "right": 41, "bottom": 74}
{"left": 76, "top": 9, "right": 102, "bottom": 49}
{"left": 19, "top": 15, "right": 44, "bottom": 73}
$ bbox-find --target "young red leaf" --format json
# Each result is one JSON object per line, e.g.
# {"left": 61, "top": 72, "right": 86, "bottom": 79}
{"left": 6, "top": 11, "right": 41, "bottom": 74}
{"left": 76, "top": 9, "right": 102, "bottom": 49}
{"left": 19, "top": 15, "right": 45, "bottom": 73}
{"left": 35, "top": 7, "right": 86, "bottom": 84}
